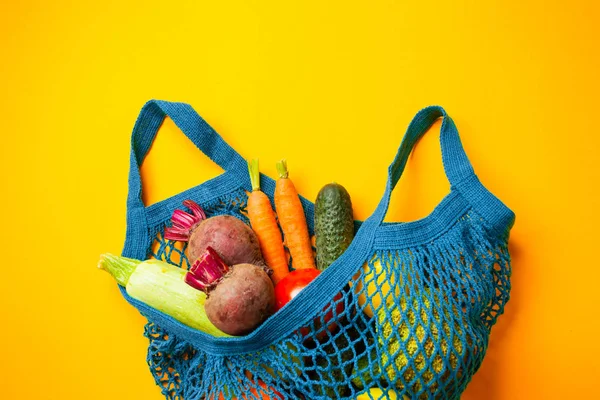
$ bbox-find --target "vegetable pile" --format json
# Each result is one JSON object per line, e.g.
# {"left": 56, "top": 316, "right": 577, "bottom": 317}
{"left": 98, "top": 157, "right": 417, "bottom": 398}
{"left": 99, "top": 159, "right": 353, "bottom": 337}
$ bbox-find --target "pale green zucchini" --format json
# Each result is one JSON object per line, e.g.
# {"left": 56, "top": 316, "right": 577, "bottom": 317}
{"left": 98, "top": 254, "right": 229, "bottom": 337}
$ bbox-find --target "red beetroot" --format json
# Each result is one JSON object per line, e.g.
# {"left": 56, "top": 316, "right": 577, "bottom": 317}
{"left": 164, "top": 200, "right": 265, "bottom": 266}
{"left": 185, "top": 247, "right": 275, "bottom": 336}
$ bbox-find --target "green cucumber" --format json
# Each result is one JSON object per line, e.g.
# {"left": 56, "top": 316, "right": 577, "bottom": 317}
{"left": 98, "top": 254, "right": 229, "bottom": 337}
{"left": 314, "top": 183, "right": 355, "bottom": 271}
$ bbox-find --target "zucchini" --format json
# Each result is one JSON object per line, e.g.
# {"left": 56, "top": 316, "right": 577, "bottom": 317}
{"left": 98, "top": 254, "right": 229, "bottom": 337}
{"left": 314, "top": 183, "right": 355, "bottom": 271}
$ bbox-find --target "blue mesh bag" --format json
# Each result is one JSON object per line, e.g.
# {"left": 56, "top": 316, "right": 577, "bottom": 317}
{"left": 120, "top": 100, "right": 515, "bottom": 400}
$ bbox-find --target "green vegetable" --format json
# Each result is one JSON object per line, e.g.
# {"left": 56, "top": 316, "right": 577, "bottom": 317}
{"left": 314, "top": 182, "right": 355, "bottom": 271}
{"left": 310, "top": 333, "right": 355, "bottom": 398}
{"left": 351, "top": 346, "right": 379, "bottom": 389}
{"left": 98, "top": 254, "right": 229, "bottom": 337}
{"left": 353, "top": 293, "right": 470, "bottom": 395}
{"left": 306, "top": 316, "right": 369, "bottom": 398}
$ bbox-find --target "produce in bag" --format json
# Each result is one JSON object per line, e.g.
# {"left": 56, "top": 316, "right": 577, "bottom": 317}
{"left": 98, "top": 253, "right": 229, "bottom": 337}
{"left": 274, "top": 159, "right": 316, "bottom": 270}
{"left": 164, "top": 199, "right": 264, "bottom": 267}
{"left": 246, "top": 159, "right": 290, "bottom": 284}
{"left": 314, "top": 182, "right": 355, "bottom": 271}
{"left": 185, "top": 247, "right": 275, "bottom": 336}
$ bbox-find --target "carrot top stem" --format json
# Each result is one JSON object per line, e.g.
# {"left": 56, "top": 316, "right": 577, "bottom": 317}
{"left": 248, "top": 159, "right": 261, "bottom": 191}
{"left": 276, "top": 159, "right": 289, "bottom": 179}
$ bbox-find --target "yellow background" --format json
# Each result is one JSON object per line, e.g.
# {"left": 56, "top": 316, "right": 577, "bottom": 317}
{"left": 1, "top": 0, "right": 598, "bottom": 399}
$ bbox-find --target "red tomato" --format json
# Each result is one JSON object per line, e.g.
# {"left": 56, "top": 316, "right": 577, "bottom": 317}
{"left": 274, "top": 269, "right": 345, "bottom": 339}
{"left": 274, "top": 269, "right": 321, "bottom": 311}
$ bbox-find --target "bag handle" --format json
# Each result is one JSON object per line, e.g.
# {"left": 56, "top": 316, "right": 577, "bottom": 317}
{"left": 367, "top": 106, "right": 475, "bottom": 226}
{"left": 126, "top": 100, "right": 246, "bottom": 211}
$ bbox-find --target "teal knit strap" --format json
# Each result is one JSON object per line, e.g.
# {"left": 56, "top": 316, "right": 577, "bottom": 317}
{"left": 123, "top": 100, "right": 248, "bottom": 260}
{"left": 126, "top": 100, "right": 246, "bottom": 211}
{"left": 368, "top": 106, "right": 475, "bottom": 226}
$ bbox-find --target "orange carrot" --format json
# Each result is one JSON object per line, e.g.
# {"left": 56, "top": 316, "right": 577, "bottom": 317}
{"left": 274, "top": 160, "right": 317, "bottom": 270}
{"left": 247, "top": 159, "right": 289, "bottom": 283}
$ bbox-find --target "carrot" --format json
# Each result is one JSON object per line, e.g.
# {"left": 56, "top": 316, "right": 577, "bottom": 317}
{"left": 274, "top": 160, "right": 317, "bottom": 270}
{"left": 247, "top": 159, "right": 289, "bottom": 283}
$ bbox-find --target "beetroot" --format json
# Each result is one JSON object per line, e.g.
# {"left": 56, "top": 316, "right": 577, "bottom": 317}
{"left": 185, "top": 247, "right": 275, "bottom": 336}
{"left": 164, "top": 200, "right": 264, "bottom": 266}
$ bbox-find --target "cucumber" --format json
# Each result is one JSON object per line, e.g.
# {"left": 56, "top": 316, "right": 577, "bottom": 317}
{"left": 315, "top": 183, "right": 355, "bottom": 271}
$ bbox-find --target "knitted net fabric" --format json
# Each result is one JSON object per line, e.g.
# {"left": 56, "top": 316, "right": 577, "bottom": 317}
{"left": 142, "top": 189, "right": 511, "bottom": 400}
{"left": 120, "top": 100, "right": 514, "bottom": 400}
